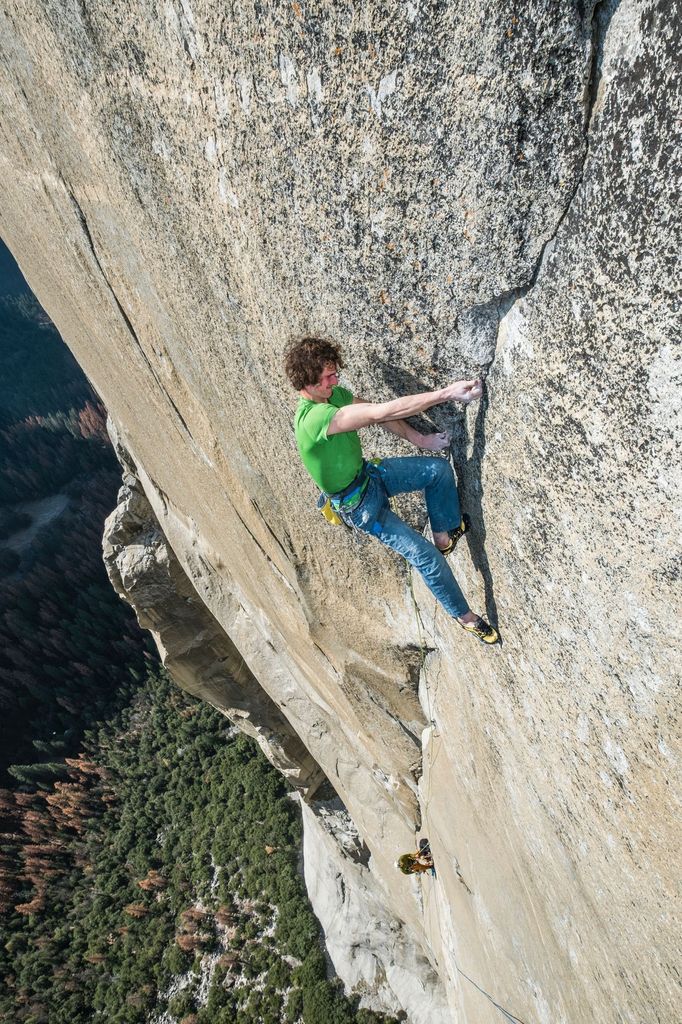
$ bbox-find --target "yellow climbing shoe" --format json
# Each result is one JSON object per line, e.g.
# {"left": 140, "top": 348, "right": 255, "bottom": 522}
{"left": 460, "top": 615, "right": 498, "bottom": 644}
{"left": 439, "top": 514, "right": 470, "bottom": 556}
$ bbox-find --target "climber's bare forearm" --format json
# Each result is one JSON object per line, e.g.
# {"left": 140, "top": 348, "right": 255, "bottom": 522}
{"left": 380, "top": 418, "right": 423, "bottom": 445}
{"left": 352, "top": 400, "right": 425, "bottom": 446}
{"left": 384, "top": 420, "right": 451, "bottom": 452}
{"left": 332, "top": 389, "right": 448, "bottom": 432}
{"left": 329, "top": 380, "right": 481, "bottom": 436}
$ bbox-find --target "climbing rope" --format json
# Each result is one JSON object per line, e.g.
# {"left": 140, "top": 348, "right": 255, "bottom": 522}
{"left": 419, "top": 798, "right": 530, "bottom": 1024}
{"left": 408, "top": 551, "right": 528, "bottom": 1024}
{"left": 451, "top": 962, "right": 529, "bottom": 1024}
{"left": 406, "top": 564, "right": 436, "bottom": 729}
{"left": 406, "top": 561, "right": 446, "bottom": 814}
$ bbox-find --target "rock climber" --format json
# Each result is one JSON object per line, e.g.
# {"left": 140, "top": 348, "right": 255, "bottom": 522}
{"left": 397, "top": 838, "right": 435, "bottom": 876}
{"left": 284, "top": 335, "right": 498, "bottom": 644}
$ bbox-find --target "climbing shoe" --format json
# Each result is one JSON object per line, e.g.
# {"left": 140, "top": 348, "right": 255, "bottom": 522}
{"left": 460, "top": 615, "right": 498, "bottom": 645}
{"left": 438, "top": 514, "right": 470, "bottom": 556}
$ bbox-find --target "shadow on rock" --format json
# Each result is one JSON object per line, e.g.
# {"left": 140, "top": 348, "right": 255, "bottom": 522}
{"left": 452, "top": 384, "right": 501, "bottom": 640}
{"left": 371, "top": 358, "right": 451, "bottom": 435}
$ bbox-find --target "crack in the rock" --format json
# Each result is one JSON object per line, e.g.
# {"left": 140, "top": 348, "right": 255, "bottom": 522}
{"left": 312, "top": 640, "right": 336, "bottom": 670}
{"left": 510, "top": 2, "right": 607, "bottom": 305}
{"left": 494, "top": 0, "right": 608, "bottom": 345}
{"left": 232, "top": 502, "right": 276, "bottom": 566}
{"left": 63, "top": 182, "right": 197, "bottom": 443}
{"left": 457, "top": 1, "right": 609, "bottom": 379}
{"left": 250, "top": 496, "right": 295, "bottom": 562}
{"left": 453, "top": 0, "right": 610, "bottom": 556}
{"left": 365, "top": 689, "right": 423, "bottom": 751}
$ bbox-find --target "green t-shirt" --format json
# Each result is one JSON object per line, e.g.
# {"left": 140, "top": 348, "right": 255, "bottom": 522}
{"left": 294, "top": 385, "right": 363, "bottom": 494}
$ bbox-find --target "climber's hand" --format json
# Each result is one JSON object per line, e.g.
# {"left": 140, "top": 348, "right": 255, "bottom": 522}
{"left": 420, "top": 431, "right": 450, "bottom": 452}
{"left": 443, "top": 379, "right": 483, "bottom": 404}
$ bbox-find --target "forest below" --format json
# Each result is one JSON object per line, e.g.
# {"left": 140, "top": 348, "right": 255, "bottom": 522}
{"left": 0, "top": 242, "right": 399, "bottom": 1024}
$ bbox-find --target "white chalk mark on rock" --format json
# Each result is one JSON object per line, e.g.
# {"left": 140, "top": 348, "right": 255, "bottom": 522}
{"left": 365, "top": 70, "right": 399, "bottom": 117}
{"left": 235, "top": 73, "right": 252, "bottom": 115}
{"left": 307, "top": 67, "right": 323, "bottom": 104}
{"left": 218, "top": 169, "right": 239, "bottom": 209}
{"left": 279, "top": 54, "right": 299, "bottom": 107}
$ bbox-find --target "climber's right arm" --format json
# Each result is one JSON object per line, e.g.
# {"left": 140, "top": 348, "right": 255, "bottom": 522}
{"left": 327, "top": 379, "right": 482, "bottom": 436}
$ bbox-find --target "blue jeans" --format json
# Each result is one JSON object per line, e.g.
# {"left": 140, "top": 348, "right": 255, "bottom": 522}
{"left": 341, "top": 457, "right": 470, "bottom": 619}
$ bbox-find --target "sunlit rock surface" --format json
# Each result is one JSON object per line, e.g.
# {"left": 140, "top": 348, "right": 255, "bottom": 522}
{"left": 0, "top": 0, "right": 679, "bottom": 1020}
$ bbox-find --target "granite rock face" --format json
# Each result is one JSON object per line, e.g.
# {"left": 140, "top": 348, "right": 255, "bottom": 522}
{"left": 0, "top": 1, "right": 679, "bottom": 1021}
{"left": 102, "top": 432, "right": 452, "bottom": 1014}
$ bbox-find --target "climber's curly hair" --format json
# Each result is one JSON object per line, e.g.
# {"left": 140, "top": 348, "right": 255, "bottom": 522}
{"left": 283, "top": 335, "right": 345, "bottom": 391}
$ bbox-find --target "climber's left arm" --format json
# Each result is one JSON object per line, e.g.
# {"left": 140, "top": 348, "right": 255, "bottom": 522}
{"left": 352, "top": 397, "right": 450, "bottom": 451}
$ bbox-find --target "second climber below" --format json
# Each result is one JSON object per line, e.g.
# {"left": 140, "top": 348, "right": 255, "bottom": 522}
{"left": 285, "top": 336, "right": 498, "bottom": 644}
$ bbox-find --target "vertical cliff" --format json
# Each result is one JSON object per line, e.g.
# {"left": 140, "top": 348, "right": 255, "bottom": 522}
{"left": 0, "top": 1, "right": 679, "bottom": 1020}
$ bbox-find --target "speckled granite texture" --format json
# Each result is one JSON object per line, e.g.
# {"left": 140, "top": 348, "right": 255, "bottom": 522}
{"left": 0, "top": 0, "right": 679, "bottom": 1020}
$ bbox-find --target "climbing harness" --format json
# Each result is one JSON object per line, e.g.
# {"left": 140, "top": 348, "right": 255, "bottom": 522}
{"left": 317, "top": 458, "right": 382, "bottom": 527}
